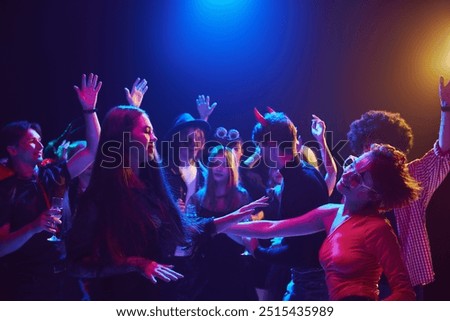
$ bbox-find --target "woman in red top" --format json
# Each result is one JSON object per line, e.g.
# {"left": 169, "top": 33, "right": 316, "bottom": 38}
{"left": 225, "top": 144, "right": 420, "bottom": 300}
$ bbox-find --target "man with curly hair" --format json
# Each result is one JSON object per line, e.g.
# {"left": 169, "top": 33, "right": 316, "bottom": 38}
{"left": 346, "top": 77, "right": 450, "bottom": 299}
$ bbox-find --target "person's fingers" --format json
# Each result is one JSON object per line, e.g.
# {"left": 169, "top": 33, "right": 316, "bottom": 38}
{"left": 160, "top": 264, "right": 174, "bottom": 268}
{"left": 161, "top": 268, "right": 184, "bottom": 280}
{"left": 81, "top": 74, "right": 87, "bottom": 89}
{"left": 93, "top": 74, "right": 98, "bottom": 86}
{"left": 133, "top": 78, "right": 141, "bottom": 89}
{"left": 139, "top": 79, "right": 147, "bottom": 90}
{"left": 250, "top": 199, "right": 269, "bottom": 206}
{"left": 149, "top": 275, "right": 157, "bottom": 284}
{"left": 155, "top": 270, "right": 171, "bottom": 282}
{"left": 87, "top": 73, "right": 93, "bottom": 87}
{"left": 95, "top": 81, "right": 102, "bottom": 92}
{"left": 51, "top": 216, "right": 62, "bottom": 225}
{"left": 124, "top": 87, "right": 131, "bottom": 98}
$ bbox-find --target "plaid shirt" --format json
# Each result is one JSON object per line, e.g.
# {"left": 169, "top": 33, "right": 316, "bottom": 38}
{"left": 395, "top": 141, "right": 450, "bottom": 286}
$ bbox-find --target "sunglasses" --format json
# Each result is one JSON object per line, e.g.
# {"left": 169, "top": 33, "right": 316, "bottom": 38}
{"left": 343, "top": 155, "right": 379, "bottom": 194}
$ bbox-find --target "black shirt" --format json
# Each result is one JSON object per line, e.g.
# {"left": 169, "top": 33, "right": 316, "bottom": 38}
{"left": 254, "top": 155, "right": 329, "bottom": 270}
{"left": 0, "top": 161, "right": 71, "bottom": 299}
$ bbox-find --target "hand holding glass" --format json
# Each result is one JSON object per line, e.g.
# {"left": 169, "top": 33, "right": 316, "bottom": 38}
{"left": 47, "top": 197, "right": 63, "bottom": 242}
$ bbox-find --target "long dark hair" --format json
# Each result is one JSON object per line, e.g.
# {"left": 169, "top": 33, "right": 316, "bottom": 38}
{"left": 81, "top": 106, "right": 186, "bottom": 261}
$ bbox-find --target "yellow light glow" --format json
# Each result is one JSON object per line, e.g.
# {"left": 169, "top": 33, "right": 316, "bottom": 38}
{"left": 414, "top": 20, "right": 450, "bottom": 89}
{"left": 437, "top": 32, "right": 450, "bottom": 73}
{"left": 446, "top": 50, "right": 450, "bottom": 69}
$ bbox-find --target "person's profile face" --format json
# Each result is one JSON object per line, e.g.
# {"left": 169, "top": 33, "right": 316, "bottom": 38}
{"left": 230, "top": 141, "right": 243, "bottom": 163}
{"left": 11, "top": 128, "right": 44, "bottom": 165}
{"left": 177, "top": 127, "right": 203, "bottom": 161}
{"left": 131, "top": 114, "right": 157, "bottom": 163}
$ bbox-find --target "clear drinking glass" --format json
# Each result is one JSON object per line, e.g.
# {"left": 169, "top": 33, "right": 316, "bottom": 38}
{"left": 185, "top": 203, "right": 198, "bottom": 219}
{"left": 47, "top": 197, "right": 63, "bottom": 242}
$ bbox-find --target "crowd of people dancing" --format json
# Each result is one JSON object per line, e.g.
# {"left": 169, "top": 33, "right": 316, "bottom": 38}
{"left": 0, "top": 73, "right": 449, "bottom": 301}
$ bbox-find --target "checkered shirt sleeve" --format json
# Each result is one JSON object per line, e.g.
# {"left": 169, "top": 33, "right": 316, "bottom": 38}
{"left": 395, "top": 141, "right": 450, "bottom": 286}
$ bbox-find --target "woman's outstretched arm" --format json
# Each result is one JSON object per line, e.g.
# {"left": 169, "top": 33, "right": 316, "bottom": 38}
{"left": 224, "top": 204, "right": 339, "bottom": 239}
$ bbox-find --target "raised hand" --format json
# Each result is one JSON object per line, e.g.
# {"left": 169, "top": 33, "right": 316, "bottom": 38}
{"left": 125, "top": 77, "right": 148, "bottom": 108}
{"left": 311, "top": 114, "right": 326, "bottom": 141}
{"left": 55, "top": 140, "right": 71, "bottom": 160}
{"left": 439, "top": 76, "right": 450, "bottom": 107}
{"left": 73, "top": 73, "right": 102, "bottom": 111}
{"left": 196, "top": 94, "right": 217, "bottom": 121}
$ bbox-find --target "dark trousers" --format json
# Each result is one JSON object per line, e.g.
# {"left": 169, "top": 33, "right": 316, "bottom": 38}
{"left": 283, "top": 268, "right": 329, "bottom": 301}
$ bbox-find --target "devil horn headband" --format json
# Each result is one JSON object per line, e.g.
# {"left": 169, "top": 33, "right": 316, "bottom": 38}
{"left": 253, "top": 107, "right": 268, "bottom": 126}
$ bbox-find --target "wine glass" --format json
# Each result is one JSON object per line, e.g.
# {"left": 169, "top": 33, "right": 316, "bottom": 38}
{"left": 185, "top": 203, "right": 198, "bottom": 219}
{"left": 47, "top": 197, "right": 63, "bottom": 242}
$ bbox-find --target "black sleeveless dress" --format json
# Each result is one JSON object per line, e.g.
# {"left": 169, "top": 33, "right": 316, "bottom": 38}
{"left": 195, "top": 206, "right": 258, "bottom": 301}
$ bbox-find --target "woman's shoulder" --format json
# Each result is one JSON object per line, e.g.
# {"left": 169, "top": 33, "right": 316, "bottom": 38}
{"left": 316, "top": 204, "right": 341, "bottom": 225}
{"left": 317, "top": 203, "right": 341, "bottom": 213}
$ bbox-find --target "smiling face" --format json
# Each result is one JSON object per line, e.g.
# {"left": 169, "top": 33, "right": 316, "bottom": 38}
{"left": 8, "top": 128, "right": 44, "bottom": 166}
{"left": 131, "top": 114, "right": 157, "bottom": 163}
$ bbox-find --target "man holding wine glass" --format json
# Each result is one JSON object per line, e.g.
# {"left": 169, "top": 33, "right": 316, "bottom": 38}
{"left": 0, "top": 73, "right": 101, "bottom": 300}
{"left": 47, "top": 197, "right": 64, "bottom": 242}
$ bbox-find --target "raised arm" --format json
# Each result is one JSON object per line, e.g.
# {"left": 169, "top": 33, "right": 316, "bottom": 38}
{"left": 439, "top": 76, "right": 450, "bottom": 152}
{"left": 196, "top": 94, "right": 217, "bottom": 121}
{"left": 125, "top": 77, "right": 148, "bottom": 108}
{"left": 69, "top": 73, "right": 102, "bottom": 179}
{"left": 224, "top": 204, "right": 337, "bottom": 239}
{"left": 311, "top": 114, "right": 337, "bottom": 196}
